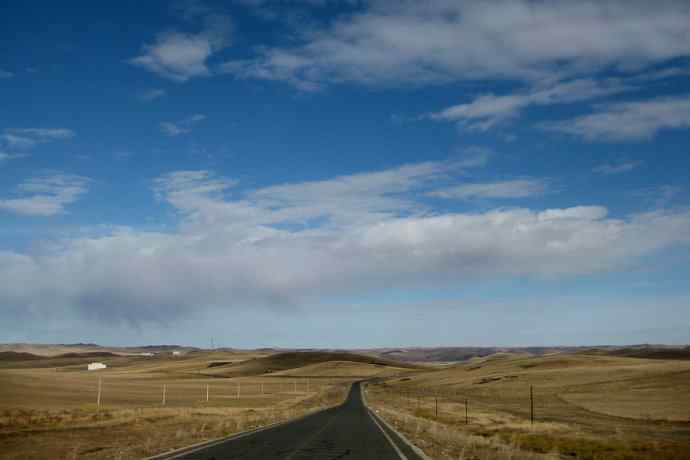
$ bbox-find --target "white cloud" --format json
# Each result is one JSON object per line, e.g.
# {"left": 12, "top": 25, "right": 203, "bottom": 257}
{"left": 544, "top": 96, "right": 690, "bottom": 141}
{"left": 0, "top": 69, "right": 14, "bottom": 78}
{"left": 224, "top": 1, "right": 690, "bottom": 89}
{"left": 160, "top": 114, "right": 207, "bottom": 136}
{"left": 537, "top": 206, "right": 608, "bottom": 221}
{"left": 1, "top": 128, "right": 75, "bottom": 149}
{"left": 154, "top": 170, "right": 238, "bottom": 214}
{"left": 427, "top": 78, "right": 630, "bottom": 130}
{"left": 428, "top": 178, "right": 550, "bottom": 200}
{"left": 0, "top": 173, "right": 90, "bottom": 216}
{"left": 1, "top": 161, "right": 690, "bottom": 325}
{"left": 593, "top": 161, "right": 642, "bottom": 175}
{"left": 129, "top": 14, "right": 231, "bottom": 82}
{"left": 141, "top": 88, "right": 167, "bottom": 101}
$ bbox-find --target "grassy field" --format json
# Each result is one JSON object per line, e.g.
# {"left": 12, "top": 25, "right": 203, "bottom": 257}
{"left": 364, "top": 352, "right": 690, "bottom": 459}
{"left": 0, "top": 350, "right": 409, "bottom": 459}
{"left": 3, "top": 347, "right": 689, "bottom": 459}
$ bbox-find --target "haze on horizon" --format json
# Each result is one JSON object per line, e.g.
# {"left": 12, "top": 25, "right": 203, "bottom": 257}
{"left": 1, "top": 0, "right": 690, "bottom": 348}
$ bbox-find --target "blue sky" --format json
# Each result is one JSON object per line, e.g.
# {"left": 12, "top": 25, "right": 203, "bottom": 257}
{"left": 1, "top": 0, "right": 690, "bottom": 348}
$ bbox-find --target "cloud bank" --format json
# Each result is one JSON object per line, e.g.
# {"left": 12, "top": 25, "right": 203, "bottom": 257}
{"left": 2, "top": 161, "right": 690, "bottom": 326}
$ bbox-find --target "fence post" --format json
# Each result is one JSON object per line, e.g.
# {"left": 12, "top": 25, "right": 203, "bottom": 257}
{"left": 162, "top": 384, "right": 167, "bottom": 406}
{"left": 465, "top": 399, "right": 468, "bottom": 424}
{"left": 237, "top": 382, "right": 241, "bottom": 399}
{"left": 97, "top": 377, "right": 102, "bottom": 410}
{"left": 435, "top": 396, "right": 438, "bottom": 417}
{"left": 530, "top": 385, "right": 534, "bottom": 425}
{"left": 206, "top": 384, "right": 209, "bottom": 403}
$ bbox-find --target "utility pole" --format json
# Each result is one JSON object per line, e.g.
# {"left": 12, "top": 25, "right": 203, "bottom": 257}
{"left": 162, "top": 384, "right": 167, "bottom": 406}
{"left": 97, "top": 377, "right": 102, "bottom": 410}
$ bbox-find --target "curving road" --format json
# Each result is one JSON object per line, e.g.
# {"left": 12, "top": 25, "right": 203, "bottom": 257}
{"left": 165, "top": 382, "right": 425, "bottom": 459}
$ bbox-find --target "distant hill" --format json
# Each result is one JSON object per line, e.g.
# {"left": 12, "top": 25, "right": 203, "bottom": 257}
{"left": 55, "top": 352, "right": 119, "bottom": 359}
{"left": 582, "top": 345, "right": 690, "bottom": 361}
{"left": 0, "top": 342, "right": 201, "bottom": 357}
{"left": 360, "top": 346, "right": 590, "bottom": 363}
{"left": 0, "top": 351, "right": 42, "bottom": 361}
{"left": 205, "top": 351, "right": 423, "bottom": 377}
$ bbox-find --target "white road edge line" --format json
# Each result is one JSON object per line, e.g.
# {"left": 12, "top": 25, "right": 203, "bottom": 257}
{"left": 367, "top": 408, "right": 409, "bottom": 460}
{"left": 361, "top": 383, "right": 433, "bottom": 460}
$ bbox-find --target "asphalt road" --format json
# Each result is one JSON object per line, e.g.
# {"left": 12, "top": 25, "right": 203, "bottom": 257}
{"left": 171, "top": 382, "right": 425, "bottom": 459}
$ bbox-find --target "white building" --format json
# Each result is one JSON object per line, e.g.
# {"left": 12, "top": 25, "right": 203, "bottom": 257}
{"left": 87, "top": 362, "right": 107, "bottom": 371}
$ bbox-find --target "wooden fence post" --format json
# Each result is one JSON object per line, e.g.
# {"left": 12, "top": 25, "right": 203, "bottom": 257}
{"left": 530, "top": 385, "right": 534, "bottom": 425}
{"left": 97, "top": 377, "right": 102, "bottom": 410}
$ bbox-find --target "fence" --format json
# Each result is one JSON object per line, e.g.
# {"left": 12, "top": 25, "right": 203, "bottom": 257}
{"left": 77, "top": 376, "right": 341, "bottom": 410}
{"left": 367, "top": 383, "right": 537, "bottom": 426}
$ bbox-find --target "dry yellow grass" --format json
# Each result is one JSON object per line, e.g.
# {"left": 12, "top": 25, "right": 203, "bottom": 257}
{"left": 1, "top": 385, "right": 349, "bottom": 460}
{"left": 365, "top": 352, "right": 690, "bottom": 460}
{"left": 0, "top": 350, "right": 403, "bottom": 459}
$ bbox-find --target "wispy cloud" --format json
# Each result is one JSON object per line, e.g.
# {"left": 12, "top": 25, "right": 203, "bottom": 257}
{"left": 593, "top": 161, "right": 643, "bottom": 175}
{"left": 426, "top": 79, "right": 630, "bottom": 130}
{"left": 428, "top": 178, "right": 550, "bottom": 200}
{"left": 1, "top": 128, "right": 75, "bottom": 149}
{"left": 0, "top": 173, "right": 90, "bottom": 216}
{"left": 129, "top": 11, "right": 231, "bottom": 82}
{"left": 160, "top": 114, "right": 207, "bottom": 136}
{"left": 224, "top": 1, "right": 690, "bottom": 89}
{"left": 0, "top": 69, "right": 14, "bottom": 79}
{"left": 153, "top": 157, "right": 484, "bottom": 230}
{"left": 140, "top": 88, "right": 167, "bottom": 101}
{"left": 544, "top": 96, "right": 690, "bottom": 141}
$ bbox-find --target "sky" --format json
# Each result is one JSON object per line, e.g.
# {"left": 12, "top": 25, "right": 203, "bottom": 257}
{"left": 1, "top": 0, "right": 690, "bottom": 348}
